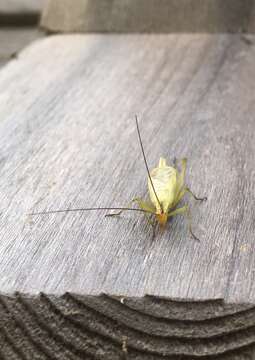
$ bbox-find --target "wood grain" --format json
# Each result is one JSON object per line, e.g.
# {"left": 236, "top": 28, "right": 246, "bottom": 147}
{"left": 0, "top": 293, "right": 255, "bottom": 359}
{"left": 0, "top": 34, "right": 254, "bottom": 303}
{"left": 41, "top": 0, "right": 255, "bottom": 33}
{"left": 0, "top": 28, "right": 43, "bottom": 68}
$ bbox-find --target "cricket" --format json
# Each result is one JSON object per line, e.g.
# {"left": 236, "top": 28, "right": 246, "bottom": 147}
{"left": 30, "top": 116, "right": 207, "bottom": 240}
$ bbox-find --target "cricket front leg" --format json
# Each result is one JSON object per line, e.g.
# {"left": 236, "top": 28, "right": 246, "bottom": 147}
{"left": 105, "top": 198, "right": 155, "bottom": 219}
{"left": 106, "top": 197, "right": 156, "bottom": 236}
{"left": 168, "top": 205, "right": 200, "bottom": 242}
{"left": 132, "top": 198, "right": 156, "bottom": 228}
{"left": 105, "top": 205, "right": 132, "bottom": 217}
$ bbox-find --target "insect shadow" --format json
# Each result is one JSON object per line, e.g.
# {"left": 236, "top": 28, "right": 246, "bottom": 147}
{"left": 29, "top": 116, "right": 207, "bottom": 241}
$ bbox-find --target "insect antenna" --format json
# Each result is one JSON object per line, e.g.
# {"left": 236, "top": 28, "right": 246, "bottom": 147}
{"left": 135, "top": 115, "right": 163, "bottom": 213}
{"left": 29, "top": 207, "right": 154, "bottom": 216}
{"left": 29, "top": 117, "right": 161, "bottom": 217}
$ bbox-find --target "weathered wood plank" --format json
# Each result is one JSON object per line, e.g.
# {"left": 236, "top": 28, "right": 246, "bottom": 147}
{"left": 0, "top": 1, "right": 44, "bottom": 14}
{"left": 0, "top": 0, "right": 44, "bottom": 26}
{"left": 0, "top": 34, "right": 254, "bottom": 303}
{"left": 0, "top": 293, "right": 255, "bottom": 359}
{"left": 0, "top": 28, "right": 43, "bottom": 68}
{"left": 41, "top": 0, "right": 255, "bottom": 33}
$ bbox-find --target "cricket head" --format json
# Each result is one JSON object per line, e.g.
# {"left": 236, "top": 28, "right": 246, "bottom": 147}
{"left": 156, "top": 212, "right": 168, "bottom": 227}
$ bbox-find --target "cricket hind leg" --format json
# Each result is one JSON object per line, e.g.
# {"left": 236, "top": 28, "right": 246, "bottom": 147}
{"left": 185, "top": 187, "right": 207, "bottom": 201}
{"left": 176, "top": 158, "right": 187, "bottom": 188}
{"left": 176, "top": 187, "right": 207, "bottom": 204}
{"left": 175, "top": 158, "right": 207, "bottom": 202}
{"left": 168, "top": 205, "right": 200, "bottom": 242}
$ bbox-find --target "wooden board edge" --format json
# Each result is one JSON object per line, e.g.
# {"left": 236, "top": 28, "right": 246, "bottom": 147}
{"left": 0, "top": 292, "right": 254, "bottom": 358}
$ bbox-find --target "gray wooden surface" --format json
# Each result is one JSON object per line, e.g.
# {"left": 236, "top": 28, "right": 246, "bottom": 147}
{"left": 0, "top": 28, "right": 43, "bottom": 68}
{"left": 0, "top": 0, "right": 44, "bottom": 26}
{"left": 0, "top": 0, "right": 44, "bottom": 14}
{"left": 1, "top": 293, "right": 255, "bottom": 359}
{"left": 41, "top": 0, "right": 255, "bottom": 33}
{"left": 0, "top": 34, "right": 255, "bottom": 303}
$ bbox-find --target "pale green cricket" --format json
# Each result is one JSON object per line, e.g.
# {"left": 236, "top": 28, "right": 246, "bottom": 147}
{"left": 30, "top": 116, "right": 206, "bottom": 240}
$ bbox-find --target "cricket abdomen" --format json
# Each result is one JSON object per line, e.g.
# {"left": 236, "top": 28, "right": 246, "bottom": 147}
{"left": 148, "top": 157, "right": 178, "bottom": 214}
